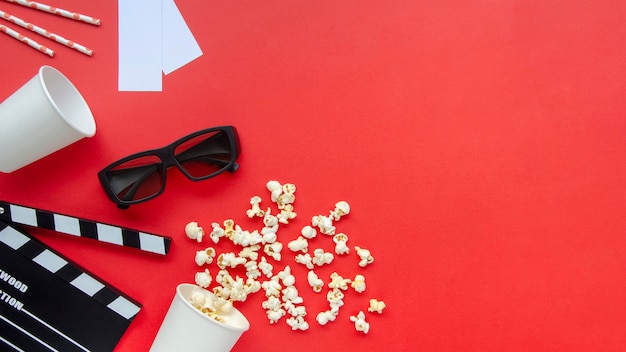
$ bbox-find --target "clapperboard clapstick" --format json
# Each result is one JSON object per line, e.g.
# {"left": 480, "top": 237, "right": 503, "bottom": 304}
{"left": 0, "top": 200, "right": 171, "bottom": 255}
{"left": 0, "top": 221, "right": 142, "bottom": 352}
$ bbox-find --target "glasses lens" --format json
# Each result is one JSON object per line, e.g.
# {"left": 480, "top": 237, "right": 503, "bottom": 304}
{"left": 174, "top": 129, "right": 234, "bottom": 179}
{"left": 105, "top": 155, "right": 164, "bottom": 203}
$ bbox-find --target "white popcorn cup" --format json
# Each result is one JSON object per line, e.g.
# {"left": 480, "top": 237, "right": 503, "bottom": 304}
{"left": 150, "top": 283, "right": 250, "bottom": 352}
{"left": 0, "top": 66, "right": 96, "bottom": 173}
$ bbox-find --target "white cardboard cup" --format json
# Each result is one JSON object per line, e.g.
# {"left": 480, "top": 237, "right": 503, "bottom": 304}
{"left": 150, "top": 283, "right": 250, "bottom": 352}
{"left": 0, "top": 66, "right": 96, "bottom": 173}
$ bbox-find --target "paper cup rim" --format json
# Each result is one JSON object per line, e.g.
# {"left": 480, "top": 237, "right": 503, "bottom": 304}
{"left": 176, "top": 283, "right": 250, "bottom": 333}
{"left": 38, "top": 65, "right": 96, "bottom": 138}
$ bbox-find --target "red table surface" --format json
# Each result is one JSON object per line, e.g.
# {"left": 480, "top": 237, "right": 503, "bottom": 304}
{"left": 2, "top": 1, "right": 626, "bottom": 351}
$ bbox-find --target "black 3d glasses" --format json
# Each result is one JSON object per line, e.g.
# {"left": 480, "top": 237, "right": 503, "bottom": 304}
{"left": 98, "top": 126, "right": 240, "bottom": 209}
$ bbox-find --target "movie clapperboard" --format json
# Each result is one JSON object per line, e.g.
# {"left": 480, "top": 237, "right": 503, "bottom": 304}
{"left": 0, "top": 201, "right": 172, "bottom": 352}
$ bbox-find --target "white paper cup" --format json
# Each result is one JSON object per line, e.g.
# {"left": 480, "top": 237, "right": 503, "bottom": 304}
{"left": 0, "top": 66, "right": 96, "bottom": 173}
{"left": 150, "top": 283, "right": 250, "bottom": 352}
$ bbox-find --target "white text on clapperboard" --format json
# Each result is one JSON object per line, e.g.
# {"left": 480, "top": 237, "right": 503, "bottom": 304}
{"left": 0, "top": 268, "right": 29, "bottom": 311}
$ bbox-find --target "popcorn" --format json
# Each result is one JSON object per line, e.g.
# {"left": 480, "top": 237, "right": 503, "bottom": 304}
{"left": 217, "top": 252, "right": 247, "bottom": 269}
{"left": 195, "top": 247, "right": 216, "bottom": 266}
{"left": 355, "top": 246, "right": 374, "bottom": 267}
{"left": 276, "top": 183, "right": 296, "bottom": 210}
{"left": 209, "top": 222, "right": 226, "bottom": 244}
{"left": 316, "top": 309, "right": 338, "bottom": 325}
{"left": 266, "top": 180, "right": 283, "bottom": 202}
{"left": 258, "top": 257, "right": 274, "bottom": 278}
{"left": 333, "top": 233, "right": 349, "bottom": 255}
{"left": 194, "top": 269, "right": 212, "bottom": 288}
{"left": 287, "top": 236, "right": 308, "bottom": 253}
{"left": 284, "top": 300, "right": 306, "bottom": 317}
{"left": 246, "top": 196, "right": 265, "bottom": 218}
{"left": 328, "top": 272, "right": 351, "bottom": 291}
{"left": 350, "top": 311, "right": 370, "bottom": 334}
{"left": 239, "top": 245, "right": 261, "bottom": 261}
{"left": 327, "top": 288, "right": 345, "bottom": 310}
{"left": 300, "top": 225, "right": 317, "bottom": 239}
{"left": 266, "top": 308, "right": 286, "bottom": 324}
{"left": 295, "top": 253, "right": 314, "bottom": 269}
{"left": 223, "top": 219, "right": 236, "bottom": 239}
{"left": 277, "top": 204, "right": 297, "bottom": 224}
{"left": 311, "top": 215, "right": 335, "bottom": 236}
{"left": 245, "top": 261, "right": 261, "bottom": 279}
{"left": 307, "top": 270, "right": 324, "bottom": 293}
{"left": 262, "top": 295, "right": 282, "bottom": 311}
{"left": 368, "top": 299, "right": 386, "bottom": 314}
{"left": 330, "top": 201, "right": 350, "bottom": 221}
{"left": 264, "top": 242, "right": 283, "bottom": 261}
{"left": 282, "top": 286, "right": 303, "bottom": 304}
{"left": 185, "top": 180, "right": 386, "bottom": 333}
{"left": 312, "top": 248, "right": 334, "bottom": 266}
{"left": 185, "top": 222, "right": 204, "bottom": 242}
{"left": 351, "top": 274, "right": 366, "bottom": 293}
{"left": 261, "top": 278, "right": 282, "bottom": 297}
{"left": 286, "top": 315, "right": 309, "bottom": 331}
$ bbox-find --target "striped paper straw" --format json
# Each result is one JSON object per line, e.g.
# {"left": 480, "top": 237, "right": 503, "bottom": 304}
{"left": 0, "top": 23, "right": 53, "bottom": 56}
{"left": 4, "top": 0, "right": 100, "bottom": 26}
{"left": 0, "top": 10, "right": 93, "bottom": 56}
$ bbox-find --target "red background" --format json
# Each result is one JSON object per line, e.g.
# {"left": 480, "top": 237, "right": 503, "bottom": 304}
{"left": 2, "top": 1, "right": 626, "bottom": 351}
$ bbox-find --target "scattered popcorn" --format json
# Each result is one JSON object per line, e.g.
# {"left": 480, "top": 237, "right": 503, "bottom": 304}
{"left": 311, "top": 215, "right": 335, "bottom": 235}
{"left": 264, "top": 242, "right": 283, "bottom": 261}
{"left": 327, "top": 288, "right": 345, "bottom": 310}
{"left": 316, "top": 309, "right": 338, "bottom": 325}
{"left": 223, "top": 219, "right": 236, "bottom": 240}
{"left": 295, "top": 253, "right": 314, "bottom": 269}
{"left": 245, "top": 261, "right": 261, "bottom": 279}
{"left": 258, "top": 257, "right": 274, "bottom": 278}
{"left": 266, "top": 180, "right": 283, "bottom": 202}
{"left": 194, "top": 269, "right": 212, "bottom": 288}
{"left": 329, "top": 272, "right": 351, "bottom": 291}
{"left": 246, "top": 196, "right": 265, "bottom": 218}
{"left": 239, "top": 245, "right": 261, "bottom": 261}
{"left": 287, "top": 236, "right": 309, "bottom": 253}
{"left": 185, "top": 180, "right": 387, "bottom": 333}
{"left": 351, "top": 274, "right": 366, "bottom": 293}
{"left": 282, "top": 286, "right": 303, "bottom": 304}
{"left": 312, "top": 248, "right": 334, "bottom": 266}
{"left": 284, "top": 300, "right": 306, "bottom": 317}
{"left": 195, "top": 247, "right": 216, "bottom": 266}
{"left": 276, "top": 183, "right": 296, "bottom": 210}
{"left": 330, "top": 201, "right": 351, "bottom": 221}
{"left": 261, "top": 278, "right": 282, "bottom": 297}
{"left": 185, "top": 222, "right": 204, "bottom": 242}
{"left": 368, "top": 299, "right": 386, "bottom": 314}
{"left": 333, "top": 233, "right": 350, "bottom": 255}
{"left": 355, "top": 246, "right": 374, "bottom": 267}
{"left": 300, "top": 225, "right": 317, "bottom": 239}
{"left": 277, "top": 204, "right": 297, "bottom": 224}
{"left": 209, "top": 222, "right": 226, "bottom": 244}
{"left": 262, "top": 295, "right": 282, "bottom": 311}
{"left": 286, "top": 315, "right": 309, "bottom": 331}
{"left": 217, "top": 252, "right": 247, "bottom": 269}
{"left": 350, "top": 311, "right": 370, "bottom": 334}
{"left": 307, "top": 270, "right": 324, "bottom": 293}
{"left": 266, "top": 307, "right": 286, "bottom": 324}
{"left": 277, "top": 266, "right": 297, "bottom": 287}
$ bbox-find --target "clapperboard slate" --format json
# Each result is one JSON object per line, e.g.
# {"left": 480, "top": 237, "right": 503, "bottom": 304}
{"left": 0, "top": 221, "right": 142, "bottom": 352}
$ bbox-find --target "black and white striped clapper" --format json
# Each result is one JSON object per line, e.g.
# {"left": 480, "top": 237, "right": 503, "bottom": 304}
{"left": 0, "top": 221, "right": 142, "bottom": 352}
{"left": 0, "top": 201, "right": 171, "bottom": 256}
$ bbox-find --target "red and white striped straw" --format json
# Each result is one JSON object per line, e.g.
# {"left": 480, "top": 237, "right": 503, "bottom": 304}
{"left": 4, "top": 0, "right": 100, "bottom": 26}
{"left": 0, "top": 10, "right": 93, "bottom": 56}
{"left": 0, "top": 23, "right": 53, "bottom": 56}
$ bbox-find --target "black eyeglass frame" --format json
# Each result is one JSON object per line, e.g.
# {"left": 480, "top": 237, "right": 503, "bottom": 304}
{"left": 98, "top": 126, "right": 240, "bottom": 209}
